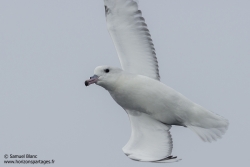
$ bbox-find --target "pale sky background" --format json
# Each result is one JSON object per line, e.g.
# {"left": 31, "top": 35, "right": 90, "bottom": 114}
{"left": 1, "top": 0, "right": 250, "bottom": 166}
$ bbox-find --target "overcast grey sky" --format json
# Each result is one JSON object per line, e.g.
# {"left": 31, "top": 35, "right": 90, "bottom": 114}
{"left": 1, "top": 0, "right": 250, "bottom": 166}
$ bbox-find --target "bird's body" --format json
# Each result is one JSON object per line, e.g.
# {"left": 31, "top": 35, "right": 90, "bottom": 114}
{"left": 100, "top": 69, "right": 228, "bottom": 141}
{"left": 85, "top": 0, "right": 229, "bottom": 162}
{"left": 110, "top": 72, "right": 191, "bottom": 126}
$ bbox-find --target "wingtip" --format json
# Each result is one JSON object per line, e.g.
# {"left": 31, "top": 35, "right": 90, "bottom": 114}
{"left": 153, "top": 156, "right": 182, "bottom": 163}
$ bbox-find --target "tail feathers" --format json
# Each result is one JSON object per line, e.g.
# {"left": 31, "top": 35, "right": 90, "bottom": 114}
{"left": 188, "top": 119, "right": 229, "bottom": 142}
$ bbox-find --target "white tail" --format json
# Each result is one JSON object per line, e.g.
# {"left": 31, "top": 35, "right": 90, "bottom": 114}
{"left": 186, "top": 106, "right": 229, "bottom": 142}
{"left": 188, "top": 122, "right": 228, "bottom": 142}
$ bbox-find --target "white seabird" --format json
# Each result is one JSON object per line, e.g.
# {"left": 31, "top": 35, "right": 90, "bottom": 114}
{"left": 85, "top": 0, "right": 229, "bottom": 163}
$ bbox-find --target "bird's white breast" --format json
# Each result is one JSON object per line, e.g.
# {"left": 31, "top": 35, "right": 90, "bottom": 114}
{"left": 108, "top": 73, "right": 196, "bottom": 125}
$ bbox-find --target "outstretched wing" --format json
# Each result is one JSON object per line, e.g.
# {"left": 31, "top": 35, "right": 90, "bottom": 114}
{"left": 123, "top": 110, "right": 180, "bottom": 162}
{"left": 104, "top": 0, "right": 160, "bottom": 80}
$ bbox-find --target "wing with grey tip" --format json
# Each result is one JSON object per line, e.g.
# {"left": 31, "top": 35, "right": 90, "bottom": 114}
{"left": 123, "top": 110, "right": 180, "bottom": 162}
{"left": 104, "top": 0, "right": 160, "bottom": 80}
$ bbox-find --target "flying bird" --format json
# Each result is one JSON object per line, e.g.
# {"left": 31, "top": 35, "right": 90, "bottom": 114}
{"left": 85, "top": 0, "right": 229, "bottom": 163}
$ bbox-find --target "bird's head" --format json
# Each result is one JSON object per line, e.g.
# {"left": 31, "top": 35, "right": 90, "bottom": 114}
{"left": 85, "top": 66, "right": 123, "bottom": 90}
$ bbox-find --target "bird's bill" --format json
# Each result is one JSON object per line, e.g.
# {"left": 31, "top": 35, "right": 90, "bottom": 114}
{"left": 85, "top": 75, "right": 99, "bottom": 86}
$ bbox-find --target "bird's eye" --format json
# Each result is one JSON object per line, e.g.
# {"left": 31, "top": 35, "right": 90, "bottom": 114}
{"left": 104, "top": 69, "right": 110, "bottom": 73}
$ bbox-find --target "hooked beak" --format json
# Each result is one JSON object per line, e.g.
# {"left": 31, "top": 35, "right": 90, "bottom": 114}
{"left": 85, "top": 75, "right": 99, "bottom": 86}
